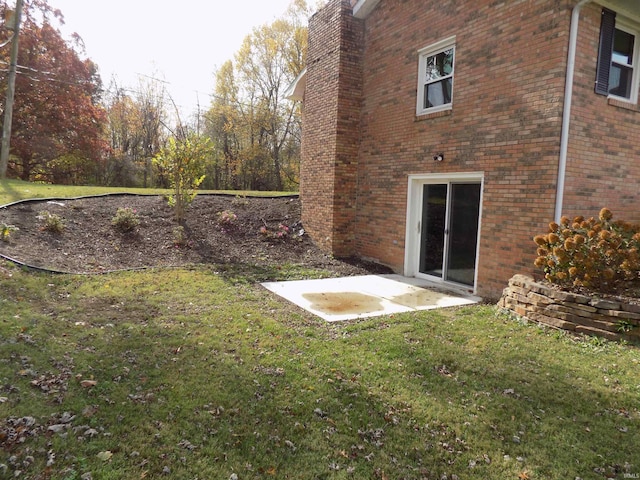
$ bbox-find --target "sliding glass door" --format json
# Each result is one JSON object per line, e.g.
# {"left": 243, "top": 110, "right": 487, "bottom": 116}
{"left": 419, "top": 182, "right": 481, "bottom": 287}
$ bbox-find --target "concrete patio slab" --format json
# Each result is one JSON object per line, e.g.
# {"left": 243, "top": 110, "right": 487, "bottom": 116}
{"left": 261, "top": 274, "right": 481, "bottom": 322}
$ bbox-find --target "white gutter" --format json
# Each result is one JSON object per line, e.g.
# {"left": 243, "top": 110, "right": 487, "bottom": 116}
{"left": 555, "top": 0, "right": 593, "bottom": 222}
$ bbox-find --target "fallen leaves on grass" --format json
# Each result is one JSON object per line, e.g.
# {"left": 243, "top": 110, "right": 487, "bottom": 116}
{"left": 257, "top": 466, "right": 277, "bottom": 475}
{"left": 0, "top": 416, "right": 41, "bottom": 450}
{"left": 96, "top": 450, "right": 113, "bottom": 461}
{"left": 0, "top": 264, "right": 13, "bottom": 278}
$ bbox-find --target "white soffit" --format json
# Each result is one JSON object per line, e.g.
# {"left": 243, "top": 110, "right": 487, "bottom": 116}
{"left": 352, "top": 0, "right": 382, "bottom": 19}
{"left": 598, "top": 0, "right": 640, "bottom": 22}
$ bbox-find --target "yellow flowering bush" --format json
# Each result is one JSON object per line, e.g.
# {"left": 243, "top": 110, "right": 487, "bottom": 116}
{"left": 533, "top": 208, "right": 640, "bottom": 292}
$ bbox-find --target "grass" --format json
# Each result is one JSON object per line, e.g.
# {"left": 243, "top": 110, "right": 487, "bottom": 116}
{"left": 0, "top": 178, "right": 296, "bottom": 206}
{"left": 1, "top": 182, "right": 639, "bottom": 479}
{"left": 0, "top": 261, "right": 639, "bottom": 480}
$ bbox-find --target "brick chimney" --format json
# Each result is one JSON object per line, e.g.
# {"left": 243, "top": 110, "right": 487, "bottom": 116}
{"left": 300, "top": 0, "right": 364, "bottom": 257}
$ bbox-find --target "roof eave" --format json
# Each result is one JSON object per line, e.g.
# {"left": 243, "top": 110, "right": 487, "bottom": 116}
{"left": 285, "top": 68, "right": 307, "bottom": 101}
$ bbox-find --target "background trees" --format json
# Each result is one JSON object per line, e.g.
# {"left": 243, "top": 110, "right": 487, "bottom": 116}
{"left": 102, "top": 78, "right": 168, "bottom": 187}
{"left": 0, "top": 0, "right": 311, "bottom": 191}
{"left": 203, "top": 0, "right": 310, "bottom": 191}
{"left": 0, "top": 0, "right": 108, "bottom": 183}
{"left": 103, "top": 86, "right": 144, "bottom": 186}
{"left": 203, "top": 60, "right": 241, "bottom": 190}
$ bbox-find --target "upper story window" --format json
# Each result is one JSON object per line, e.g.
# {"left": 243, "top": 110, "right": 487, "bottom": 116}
{"left": 595, "top": 9, "right": 639, "bottom": 103}
{"left": 417, "top": 37, "right": 456, "bottom": 116}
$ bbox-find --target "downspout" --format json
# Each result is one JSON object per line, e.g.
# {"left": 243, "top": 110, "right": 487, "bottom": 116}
{"left": 555, "top": 0, "right": 593, "bottom": 223}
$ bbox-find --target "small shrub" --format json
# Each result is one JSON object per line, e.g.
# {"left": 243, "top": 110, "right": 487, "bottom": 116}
{"left": 218, "top": 210, "right": 238, "bottom": 233}
{"left": 231, "top": 195, "right": 250, "bottom": 207}
{"left": 616, "top": 319, "right": 635, "bottom": 333}
{"left": 276, "top": 223, "right": 290, "bottom": 238}
{"left": 218, "top": 210, "right": 238, "bottom": 227}
{"left": 259, "top": 223, "right": 291, "bottom": 240}
{"left": 38, "top": 211, "right": 65, "bottom": 233}
{"left": 533, "top": 208, "right": 640, "bottom": 292}
{"left": 1, "top": 223, "right": 18, "bottom": 242}
{"left": 172, "top": 226, "right": 190, "bottom": 247}
{"left": 111, "top": 207, "right": 140, "bottom": 233}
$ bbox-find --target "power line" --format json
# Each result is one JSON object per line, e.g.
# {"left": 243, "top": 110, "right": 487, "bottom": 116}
{"left": 1, "top": 60, "right": 291, "bottom": 114}
{"left": 0, "top": 59, "right": 94, "bottom": 86}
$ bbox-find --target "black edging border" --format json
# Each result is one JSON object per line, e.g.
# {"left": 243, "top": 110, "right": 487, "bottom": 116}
{"left": 0, "top": 192, "right": 299, "bottom": 276}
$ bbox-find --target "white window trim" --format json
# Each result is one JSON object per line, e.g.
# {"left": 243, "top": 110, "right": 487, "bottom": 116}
{"left": 416, "top": 36, "right": 456, "bottom": 116}
{"left": 608, "top": 17, "right": 640, "bottom": 104}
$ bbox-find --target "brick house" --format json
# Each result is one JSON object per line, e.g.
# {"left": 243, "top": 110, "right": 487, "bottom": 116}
{"left": 287, "top": 0, "right": 640, "bottom": 299}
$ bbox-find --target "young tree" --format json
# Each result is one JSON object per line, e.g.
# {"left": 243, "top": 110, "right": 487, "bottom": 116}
{"left": 152, "top": 133, "right": 213, "bottom": 223}
{"left": 0, "top": 1, "right": 108, "bottom": 182}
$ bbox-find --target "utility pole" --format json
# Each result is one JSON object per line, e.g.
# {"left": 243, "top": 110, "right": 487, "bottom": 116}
{"left": 0, "top": 0, "right": 24, "bottom": 179}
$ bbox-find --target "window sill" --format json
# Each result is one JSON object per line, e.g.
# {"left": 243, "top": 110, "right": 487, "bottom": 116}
{"left": 415, "top": 108, "right": 453, "bottom": 122}
{"left": 607, "top": 97, "right": 639, "bottom": 112}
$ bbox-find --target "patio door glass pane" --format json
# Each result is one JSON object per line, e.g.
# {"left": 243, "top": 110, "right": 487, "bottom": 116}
{"left": 419, "top": 184, "right": 447, "bottom": 277}
{"left": 446, "top": 183, "right": 481, "bottom": 286}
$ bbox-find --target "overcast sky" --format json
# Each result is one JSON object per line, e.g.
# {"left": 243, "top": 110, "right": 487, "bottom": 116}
{"left": 48, "top": 0, "right": 297, "bottom": 116}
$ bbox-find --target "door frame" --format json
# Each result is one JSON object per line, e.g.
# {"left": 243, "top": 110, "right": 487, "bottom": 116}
{"left": 404, "top": 172, "right": 484, "bottom": 294}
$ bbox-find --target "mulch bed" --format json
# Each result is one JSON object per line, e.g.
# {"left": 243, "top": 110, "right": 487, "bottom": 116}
{"left": 0, "top": 194, "right": 389, "bottom": 277}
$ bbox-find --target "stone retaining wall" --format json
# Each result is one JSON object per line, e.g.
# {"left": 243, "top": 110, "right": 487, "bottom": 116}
{"left": 498, "top": 275, "right": 640, "bottom": 342}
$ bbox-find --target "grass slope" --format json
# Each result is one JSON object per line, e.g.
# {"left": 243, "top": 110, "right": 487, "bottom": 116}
{"left": 1, "top": 262, "right": 639, "bottom": 479}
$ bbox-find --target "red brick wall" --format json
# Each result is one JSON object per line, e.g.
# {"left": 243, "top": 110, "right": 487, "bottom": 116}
{"left": 564, "top": 3, "right": 640, "bottom": 222}
{"left": 300, "top": 0, "right": 363, "bottom": 256}
{"left": 301, "top": 0, "right": 640, "bottom": 299}
{"left": 351, "top": 0, "right": 571, "bottom": 298}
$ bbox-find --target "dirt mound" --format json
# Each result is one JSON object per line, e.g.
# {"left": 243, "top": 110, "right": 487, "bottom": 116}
{"left": 0, "top": 194, "right": 388, "bottom": 278}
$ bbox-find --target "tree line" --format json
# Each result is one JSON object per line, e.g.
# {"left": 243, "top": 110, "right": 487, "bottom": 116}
{"left": 0, "top": 0, "right": 311, "bottom": 191}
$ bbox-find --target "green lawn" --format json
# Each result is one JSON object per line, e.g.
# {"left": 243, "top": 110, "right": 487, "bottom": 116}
{"left": 0, "top": 178, "right": 296, "bottom": 206}
{"left": 0, "top": 182, "right": 639, "bottom": 479}
{"left": 1, "top": 263, "right": 639, "bottom": 479}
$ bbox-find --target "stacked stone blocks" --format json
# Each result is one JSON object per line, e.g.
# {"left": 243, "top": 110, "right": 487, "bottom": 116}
{"left": 499, "top": 274, "right": 640, "bottom": 342}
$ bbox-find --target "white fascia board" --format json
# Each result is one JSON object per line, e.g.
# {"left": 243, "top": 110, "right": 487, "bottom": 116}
{"left": 352, "top": 0, "right": 382, "bottom": 19}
